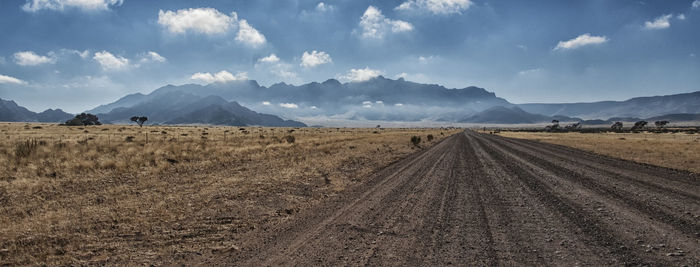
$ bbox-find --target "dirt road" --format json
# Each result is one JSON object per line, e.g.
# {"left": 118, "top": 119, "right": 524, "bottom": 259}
{"left": 203, "top": 131, "right": 700, "bottom": 266}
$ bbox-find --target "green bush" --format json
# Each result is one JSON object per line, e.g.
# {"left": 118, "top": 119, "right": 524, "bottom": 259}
{"left": 410, "top": 136, "right": 421, "bottom": 146}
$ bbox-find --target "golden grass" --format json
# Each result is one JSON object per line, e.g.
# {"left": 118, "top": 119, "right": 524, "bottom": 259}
{"left": 497, "top": 131, "right": 700, "bottom": 173}
{"left": 0, "top": 122, "right": 460, "bottom": 265}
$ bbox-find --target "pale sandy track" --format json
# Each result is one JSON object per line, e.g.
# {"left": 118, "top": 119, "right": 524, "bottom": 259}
{"left": 199, "top": 131, "right": 700, "bottom": 266}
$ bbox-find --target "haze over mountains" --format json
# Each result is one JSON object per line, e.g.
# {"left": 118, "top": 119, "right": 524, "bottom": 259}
{"left": 2, "top": 77, "right": 699, "bottom": 126}
{"left": 0, "top": 99, "right": 73, "bottom": 123}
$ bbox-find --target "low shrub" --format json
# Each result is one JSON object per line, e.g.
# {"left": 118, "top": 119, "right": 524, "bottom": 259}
{"left": 410, "top": 136, "right": 421, "bottom": 146}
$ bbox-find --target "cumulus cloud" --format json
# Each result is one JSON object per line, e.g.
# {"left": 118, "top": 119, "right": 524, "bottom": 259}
{"left": 418, "top": 55, "right": 437, "bottom": 64}
{"left": 158, "top": 7, "right": 266, "bottom": 47}
{"left": 236, "top": 19, "right": 266, "bottom": 47}
{"left": 0, "top": 74, "right": 27, "bottom": 85}
{"left": 693, "top": 0, "right": 700, "bottom": 9}
{"left": 358, "top": 6, "right": 413, "bottom": 39}
{"left": 677, "top": 14, "right": 686, "bottom": 20}
{"left": 22, "top": 0, "right": 123, "bottom": 12}
{"left": 316, "top": 2, "right": 333, "bottom": 12}
{"left": 190, "top": 70, "right": 248, "bottom": 84}
{"left": 262, "top": 101, "right": 271, "bottom": 106}
{"left": 300, "top": 50, "right": 332, "bottom": 68}
{"left": 396, "top": 0, "right": 472, "bottom": 15}
{"left": 644, "top": 14, "right": 672, "bottom": 30}
{"left": 139, "top": 51, "right": 166, "bottom": 63}
{"left": 13, "top": 51, "right": 56, "bottom": 66}
{"left": 279, "top": 103, "right": 299, "bottom": 109}
{"left": 257, "top": 54, "right": 280, "bottom": 64}
{"left": 340, "top": 67, "right": 382, "bottom": 82}
{"left": 158, "top": 8, "right": 235, "bottom": 35}
{"left": 71, "top": 49, "right": 90, "bottom": 59}
{"left": 93, "top": 51, "right": 129, "bottom": 71}
{"left": 554, "top": 34, "right": 608, "bottom": 50}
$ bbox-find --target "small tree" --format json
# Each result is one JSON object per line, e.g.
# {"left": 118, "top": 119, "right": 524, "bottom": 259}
{"left": 631, "top": 121, "right": 648, "bottom": 132}
{"left": 546, "top": 120, "right": 560, "bottom": 132}
{"left": 611, "top": 122, "right": 623, "bottom": 132}
{"left": 65, "top": 113, "right": 101, "bottom": 126}
{"left": 130, "top": 116, "right": 148, "bottom": 127}
{"left": 654, "top": 120, "right": 669, "bottom": 129}
{"left": 426, "top": 134, "right": 434, "bottom": 141}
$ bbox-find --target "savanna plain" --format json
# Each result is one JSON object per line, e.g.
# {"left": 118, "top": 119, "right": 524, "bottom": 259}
{"left": 0, "top": 122, "right": 458, "bottom": 265}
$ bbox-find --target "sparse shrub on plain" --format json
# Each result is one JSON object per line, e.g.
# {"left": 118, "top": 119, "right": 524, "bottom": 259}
{"left": 411, "top": 136, "right": 421, "bottom": 146}
{"left": 427, "top": 134, "right": 434, "bottom": 141}
{"left": 15, "top": 139, "right": 39, "bottom": 158}
{"left": 284, "top": 135, "right": 295, "bottom": 144}
{"left": 125, "top": 136, "right": 135, "bottom": 142}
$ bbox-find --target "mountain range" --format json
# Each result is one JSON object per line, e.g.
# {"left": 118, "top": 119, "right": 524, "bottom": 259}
{"left": 0, "top": 98, "right": 73, "bottom": 123}
{"left": 2, "top": 77, "right": 699, "bottom": 125}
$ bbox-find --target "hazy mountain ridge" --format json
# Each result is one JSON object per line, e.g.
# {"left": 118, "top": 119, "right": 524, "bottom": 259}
{"left": 97, "top": 92, "right": 306, "bottom": 127}
{"left": 518, "top": 91, "right": 700, "bottom": 120}
{"left": 0, "top": 98, "right": 73, "bottom": 122}
{"left": 459, "top": 106, "right": 579, "bottom": 124}
{"left": 87, "top": 76, "right": 512, "bottom": 122}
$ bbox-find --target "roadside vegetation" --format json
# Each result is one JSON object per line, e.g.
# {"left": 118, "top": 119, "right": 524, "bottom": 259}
{"left": 494, "top": 129, "right": 700, "bottom": 173}
{"left": 0, "top": 122, "right": 459, "bottom": 265}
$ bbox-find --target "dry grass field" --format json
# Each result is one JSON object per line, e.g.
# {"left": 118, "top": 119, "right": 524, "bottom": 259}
{"left": 496, "top": 131, "right": 700, "bottom": 173}
{"left": 0, "top": 122, "right": 460, "bottom": 265}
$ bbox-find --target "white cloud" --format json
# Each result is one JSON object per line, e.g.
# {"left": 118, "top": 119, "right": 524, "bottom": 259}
{"left": 22, "top": 0, "right": 123, "bottom": 12}
{"left": 158, "top": 7, "right": 266, "bottom": 46}
{"left": 394, "top": 72, "right": 430, "bottom": 83}
{"left": 518, "top": 68, "right": 543, "bottom": 76}
{"left": 316, "top": 2, "right": 333, "bottom": 12}
{"left": 235, "top": 19, "right": 266, "bottom": 47}
{"left": 358, "top": 6, "right": 413, "bottom": 39}
{"left": 262, "top": 101, "right": 271, "bottom": 106}
{"left": 190, "top": 70, "right": 248, "bottom": 84}
{"left": 140, "top": 51, "right": 166, "bottom": 63}
{"left": 396, "top": 0, "right": 472, "bottom": 15}
{"left": 300, "top": 50, "right": 332, "bottom": 68}
{"left": 418, "top": 55, "right": 437, "bottom": 64}
{"left": 158, "top": 8, "right": 235, "bottom": 35}
{"left": 644, "top": 14, "right": 672, "bottom": 30}
{"left": 13, "top": 51, "right": 56, "bottom": 66}
{"left": 677, "top": 14, "right": 686, "bottom": 20}
{"left": 93, "top": 51, "right": 129, "bottom": 71}
{"left": 693, "top": 0, "right": 700, "bottom": 9}
{"left": 0, "top": 74, "right": 27, "bottom": 85}
{"left": 270, "top": 68, "right": 298, "bottom": 80}
{"left": 554, "top": 33, "right": 608, "bottom": 50}
{"left": 257, "top": 54, "right": 280, "bottom": 64}
{"left": 394, "top": 103, "right": 404, "bottom": 107}
{"left": 279, "top": 103, "right": 298, "bottom": 109}
{"left": 340, "top": 67, "right": 382, "bottom": 82}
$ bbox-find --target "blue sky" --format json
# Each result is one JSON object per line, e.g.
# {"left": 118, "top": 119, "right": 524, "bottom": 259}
{"left": 0, "top": 0, "right": 698, "bottom": 113}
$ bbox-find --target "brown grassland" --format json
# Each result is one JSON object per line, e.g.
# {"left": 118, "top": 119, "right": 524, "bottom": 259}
{"left": 497, "top": 131, "right": 700, "bottom": 173}
{"left": 0, "top": 122, "right": 460, "bottom": 265}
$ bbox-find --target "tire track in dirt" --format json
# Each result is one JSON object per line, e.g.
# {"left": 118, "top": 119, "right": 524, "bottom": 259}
{"left": 198, "top": 131, "right": 699, "bottom": 266}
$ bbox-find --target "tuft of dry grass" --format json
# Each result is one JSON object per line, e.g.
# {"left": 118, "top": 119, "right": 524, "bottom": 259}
{"left": 497, "top": 131, "right": 700, "bottom": 173}
{"left": 0, "top": 122, "right": 460, "bottom": 265}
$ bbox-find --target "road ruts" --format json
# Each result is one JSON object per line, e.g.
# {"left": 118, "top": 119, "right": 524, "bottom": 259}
{"left": 199, "top": 131, "right": 700, "bottom": 266}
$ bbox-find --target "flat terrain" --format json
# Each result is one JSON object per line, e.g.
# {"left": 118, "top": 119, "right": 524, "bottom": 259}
{"left": 0, "top": 123, "right": 457, "bottom": 265}
{"left": 498, "top": 131, "right": 700, "bottom": 173}
{"left": 206, "top": 131, "right": 700, "bottom": 266}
